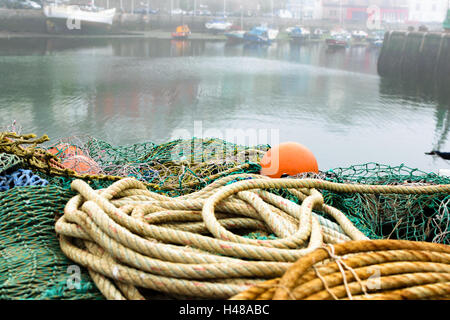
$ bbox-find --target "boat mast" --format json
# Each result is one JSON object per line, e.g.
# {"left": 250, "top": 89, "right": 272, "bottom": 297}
{"left": 272, "top": 0, "right": 274, "bottom": 24}
{"left": 240, "top": 4, "right": 243, "bottom": 30}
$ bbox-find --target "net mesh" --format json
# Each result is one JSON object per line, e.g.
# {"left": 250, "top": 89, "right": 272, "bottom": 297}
{"left": 322, "top": 163, "right": 450, "bottom": 243}
{"left": 44, "top": 136, "right": 268, "bottom": 196}
{"left": 0, "top": 185, "right": 104, "bottom": 300}
{"left": 0, "top": 153, "right": 22, "bottom": 175}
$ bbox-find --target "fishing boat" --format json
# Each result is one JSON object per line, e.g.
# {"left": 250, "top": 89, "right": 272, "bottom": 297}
{"left": 43, "top": 3, "right": 116, "bottom": 34}
{"left": 204, "top": 19, "right": 232, "bottom": 33}
{"left": 326, "top": 30, "right": 350, "bottom": 49}
{"left": 224, "top": 30, "right": 246, "bottom": 43}
{"left": 311, "top": 28, "right": 325, "bottom": 40}
{"left": 244, "top": 25, "right": 279, "bottom": 45}
{"left": 289, "top": 26, "right": 311, "bottom": 42}
{"left": 326, "top": 35, "right": 349, "bottom": 49}
{"left": 172, "top": 25, "right": 191, "bottom": 40}
{"left": 351, "top": 30, "right": 368, "bottom": 41}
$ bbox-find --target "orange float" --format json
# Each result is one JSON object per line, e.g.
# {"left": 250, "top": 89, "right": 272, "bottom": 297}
{"left": 61, "top": 155, "right": 101, "bottom": 175}
{"left": 48, "top": 144, "right": 84, "bottom": 160}
{"left": 260, "top": 142, "right": 319, "bottom": 178}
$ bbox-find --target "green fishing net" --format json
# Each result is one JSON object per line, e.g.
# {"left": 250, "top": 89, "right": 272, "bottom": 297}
{"left": 323, "top": 163, "right": 450, "bottom": 243}
{"left": 0, "top": 185, "right": 104, "bottom": 300}
{"left": 0, "top": 153, "right": 22, "bottom": 175}
{"left": 46, "top": 137, "right": 268, "bottom": 196}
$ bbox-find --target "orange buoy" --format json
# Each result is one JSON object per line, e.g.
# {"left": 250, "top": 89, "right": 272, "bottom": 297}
{"left": 61, "top": 155, "right": 101, "bottom": 175}
{"left": 48, "top": 143, "right": 84, "bottom": 160}
{"left": 260, "top": 142, "right": 319, "bottom": 178}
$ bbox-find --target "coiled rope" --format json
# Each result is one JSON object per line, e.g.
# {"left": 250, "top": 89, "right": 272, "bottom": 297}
{"left": 231, "top": 239, "right": 450, "bottom": 300}
{"left": 55, "top": 174, "right": 450, "bottom": 299}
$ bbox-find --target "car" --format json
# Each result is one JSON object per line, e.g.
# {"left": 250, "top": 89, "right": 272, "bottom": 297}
{"left": 0, "top": 0, "right": 41, "bottom": 9}
{"left": 134, "top": 7, "right": 159, "bottom": 14}
{"left": 27, "top": 0, "right": 41, "bottom": 9}
{"left": 215, "top": 11, "right": 231, "bottom": 17}
{"left": 171, "top": 8, "right": 186, "bottom": 15}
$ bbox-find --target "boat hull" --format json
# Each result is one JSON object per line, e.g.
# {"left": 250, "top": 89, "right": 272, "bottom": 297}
{"left": 44, "top": 5, "right": 116, "bottom": 34}
{"left": 225, "top": 31, "right": 245, "bottom": 43}
{"left": 172, "top": 33, "right": 190, "bottom": 40}
{"left": 244, "top": 29, "right": 278, "bottom": 45}
{"left": 326, "top": 38, "right": 348, "bottom": 48}
{"left": 244, "top": 33, "right": 271, "bottom": 44}
{"left": 45, "top": 18, "right": 114, "bottom": 34}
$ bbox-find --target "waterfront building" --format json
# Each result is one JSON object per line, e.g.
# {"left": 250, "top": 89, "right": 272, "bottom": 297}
{"left": 408, "top": 0, "right": 448, "bottom": 23}
{"left": 286, "top": 0, "right": 323, "bottom": 20}
{"left": 321, "top": 0, "right": 409, "bottom": 24}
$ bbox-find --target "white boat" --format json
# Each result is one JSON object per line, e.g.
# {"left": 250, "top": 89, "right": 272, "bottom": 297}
{"left": 43, "top": 4, "right": 116, "bottom": 33}
{"left": 352, "top": 30, "right": 369, "bottom": 40}
{"left": 205, "top": 20, "right": 232, "bottom": 33}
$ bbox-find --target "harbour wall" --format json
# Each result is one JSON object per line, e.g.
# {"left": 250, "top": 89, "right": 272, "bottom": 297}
{"left": 378, "top": 31, "right": 450, "bottom": 87}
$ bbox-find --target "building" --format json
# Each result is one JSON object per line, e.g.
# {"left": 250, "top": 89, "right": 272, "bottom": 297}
{"left": 408, "top": 0, "right": 448, "bottom": 23}
{"left": 286, "top": 0, "right": 323, "bottom": 20}
{"left": 321, "top": 0, "right": 409, "bottom": 24}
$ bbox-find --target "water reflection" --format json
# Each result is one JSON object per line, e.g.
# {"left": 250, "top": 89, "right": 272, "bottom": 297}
{"left": 0, "top": 37, "right": 448, "bottom": 172}
{"left": 379, "top": 77, "right": 450, "bottom": 152}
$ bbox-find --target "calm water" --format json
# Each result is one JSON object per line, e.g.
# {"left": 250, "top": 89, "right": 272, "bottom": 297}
{"left": 0, "top": 37, "right": 449, "bottom": 172}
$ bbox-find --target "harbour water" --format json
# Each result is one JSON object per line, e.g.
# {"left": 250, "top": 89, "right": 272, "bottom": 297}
{"left": 0, "top": 37, "right": 449, "bottom": 172}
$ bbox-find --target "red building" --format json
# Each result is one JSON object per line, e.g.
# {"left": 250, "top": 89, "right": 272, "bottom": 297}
{"left": 322, "top": 0, "right": 409, "bottom": 24}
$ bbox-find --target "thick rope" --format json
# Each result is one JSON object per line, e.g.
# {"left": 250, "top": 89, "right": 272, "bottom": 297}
{"left": 230, "top": 240, "right": 450, "bottom": 300}
{"left": 55, "top": 174, "right": 450, "bottom": 299}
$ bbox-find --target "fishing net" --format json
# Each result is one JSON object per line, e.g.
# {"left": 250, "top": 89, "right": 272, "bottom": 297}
{"left": 45, "top": 135, "right": 269, "bottom": 196}
{"left": 0, "top": 169, "right": 49, "bottom": 192}
{"left": 0, "top": 185, "right": 104, "bottom": 300}
{"left": 0, "top": 153, "right": 22, "bottom": 175}
{"left": 322, "top": 163, "right": 450, "bottom": 244}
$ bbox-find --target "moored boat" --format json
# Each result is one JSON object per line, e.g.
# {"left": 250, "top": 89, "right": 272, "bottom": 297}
{"left": 244, "top": 25, "right": 279, "bottom": 45}
{"left": 289, "top": 26, "right": 311, "bottom": 42}
{"left": 172, "top": 25, "right": 191, "bottom": 40}
{"left": 43, "top": 4, "right": 116, "bottom": 34}
{"left": 326, "top": 36, "right": 349, "bottom": 49}
{"left": 352, "top": 30, "right": 368, "bottom": 41}
{"left": 326, "top": 30, "right": 350, "bottom": 49}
